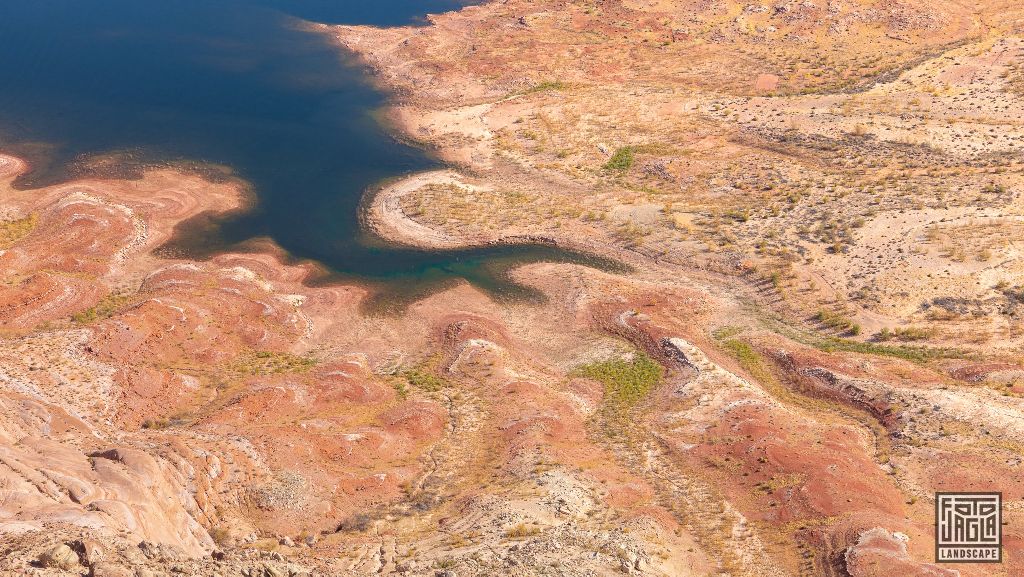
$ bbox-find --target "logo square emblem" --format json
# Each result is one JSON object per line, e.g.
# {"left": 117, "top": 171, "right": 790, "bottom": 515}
{"left": 936, "top": 492, "right": 1002, "bottom": 563}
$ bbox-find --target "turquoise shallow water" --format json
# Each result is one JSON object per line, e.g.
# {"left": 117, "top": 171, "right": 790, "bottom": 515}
{"left": 0, "top": 0, "right": 621, "bottom": 309}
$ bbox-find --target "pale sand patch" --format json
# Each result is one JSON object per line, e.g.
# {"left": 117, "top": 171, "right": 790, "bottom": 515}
{"left": 754, "top": 73, "right": 779, "bottom": 92}
{"left": 0, "top": 154, "right": 27, "bottom": 179}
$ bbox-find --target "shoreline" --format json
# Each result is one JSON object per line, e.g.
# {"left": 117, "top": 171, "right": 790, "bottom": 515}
{"left": 361, "top": 169, "right": 465, "bottom": 249}
{"left": 360, "top": 167, "right": 639, "bottom": 275}
{"left": 6, "top": 2, "right": 1024, "bottom": 575}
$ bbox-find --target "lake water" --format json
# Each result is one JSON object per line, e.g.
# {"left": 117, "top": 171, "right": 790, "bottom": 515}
{"left": 0, "top": 0, "right": 620, "bottom": 309}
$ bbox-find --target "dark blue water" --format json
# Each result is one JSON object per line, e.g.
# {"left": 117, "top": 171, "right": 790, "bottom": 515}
{"left": 0, "top": 0, "right": 620, "bottom": 310}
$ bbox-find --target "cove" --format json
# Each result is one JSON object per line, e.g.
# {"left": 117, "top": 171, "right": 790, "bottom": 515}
{"left": 0, "top": 0, "right": 622, "bottom": 310}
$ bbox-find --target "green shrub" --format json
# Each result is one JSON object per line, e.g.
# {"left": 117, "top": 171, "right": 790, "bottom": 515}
{"left": 814, "top": 309, "right": 857, "bottom": 332}
{"left": 818, "top": 336, "right": 956, "bottom": 362}
{"left": 141, "top": 418, "right": 169, "bottom": 430}
{"left": 0, "top": 213, "right": 37, "bottom": 249}
{"left": 575, "top": 352, "right": 663, "bottom": 408}
{"left": 525, "top": 80, "right": 567, "bottom": 93}
{"left": 892, "top": 326, "right": 935, "bottom": 341}
{"left": 504, "top": 523, "right": 541, "bottom": 539}
{"left": 229, "top": 351, "right": 317, "bottom": 375}
{"left": 403, "top": 369, "right": 448, "bottom": 392}
{"left": 603, "top": 146, "right": 636, "bottom": 171}
{"left": 721, "top": 339, "right": 774, "bottom": 387}
{"left": 72, "top": 291, "right": 134, "bottom": 324}
{"left": 393, "top": 381, "right": 409, "bottom": 399}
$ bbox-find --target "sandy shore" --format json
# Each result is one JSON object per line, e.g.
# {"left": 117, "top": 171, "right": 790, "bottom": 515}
{"left": 364, "top": 169, "right": 474, "bottom": 249}
{"left": 362, "top": 168, "right": 639, "bottom": 266}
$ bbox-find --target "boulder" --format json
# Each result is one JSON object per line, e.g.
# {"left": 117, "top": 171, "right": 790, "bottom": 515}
{"left": 72, "top": 538, "right": 105, "bottom": 566}
{"left": 38, "top": 543, "right": 79, "bottom": 570}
